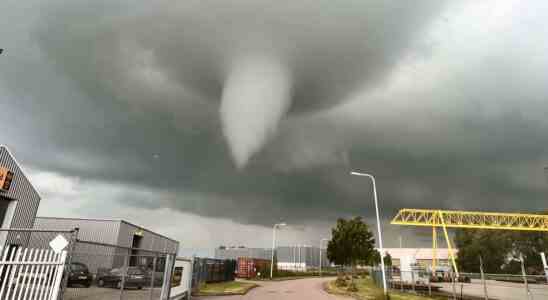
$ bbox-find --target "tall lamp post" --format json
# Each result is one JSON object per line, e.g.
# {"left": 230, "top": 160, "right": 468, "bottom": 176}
{"left": 350, "top": 171, "right": 387, "bottom": 297}
{"left": 319, "top": 238, "right": 329, "bottom": 277}
{"left": 270, "top": 223, "right": 287, "bottom": 279}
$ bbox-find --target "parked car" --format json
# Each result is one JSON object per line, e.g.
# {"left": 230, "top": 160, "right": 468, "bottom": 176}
{"left": 97, "top": 267, "right": 147, "bottom": 289}
{"left": 18, "top": 261, "right": 92, "bottom": 288}
{"left": 67, "top": 262, "right": 92, "bottom": 288}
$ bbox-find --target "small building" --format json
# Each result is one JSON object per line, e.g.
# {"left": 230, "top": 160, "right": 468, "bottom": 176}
{"left": 215, "top": 245, "right": 329, "bottom": 272}
{"left": 33, "top": 217, "right": 179, "bottom": 273}
{"left": 0, "top": 146, "right": 41, "bottom": 248}
{"left": 276, "top": 246, "right": 329, "bottom": 271}
{"left": 382, "top": 248, "right": 458, "bottom": 269}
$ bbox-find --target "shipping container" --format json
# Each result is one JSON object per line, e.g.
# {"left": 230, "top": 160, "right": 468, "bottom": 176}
{"left": 237, "top": 257, "right": 270, "bottom": 278}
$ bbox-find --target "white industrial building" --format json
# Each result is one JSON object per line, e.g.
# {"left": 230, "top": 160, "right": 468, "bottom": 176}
{"left": 382, "top": 248, "right": 458, "bottom": 268}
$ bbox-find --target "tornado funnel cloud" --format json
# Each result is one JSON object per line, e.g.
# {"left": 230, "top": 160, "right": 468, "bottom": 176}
{"left": 220, "top": 55, "right": 293, "bottom": 168}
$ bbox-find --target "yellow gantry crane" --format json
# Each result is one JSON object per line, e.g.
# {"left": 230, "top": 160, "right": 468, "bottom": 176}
{"left": 391, "top": 209, "right": 548, "bottom": 277}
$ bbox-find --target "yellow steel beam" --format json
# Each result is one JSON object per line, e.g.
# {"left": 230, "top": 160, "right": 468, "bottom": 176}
{"left": 392, "top": 208, "right": 548, "bottom": 278}
{"left": 391, "top": 209, "right": 548, "bottom": 231}
{"left": 438, "top": 210, "right": 459, "bottom": 277}
{"left": 432, "top": 220, "right": 437, "bottom": 271}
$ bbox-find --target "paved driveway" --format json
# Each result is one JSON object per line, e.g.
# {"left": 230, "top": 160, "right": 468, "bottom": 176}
{"left": 195, "top": 277, "right": 349, "bottom": 300}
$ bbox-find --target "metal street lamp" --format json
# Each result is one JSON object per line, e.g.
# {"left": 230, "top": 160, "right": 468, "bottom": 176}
{"left": 270, "top": 223, "right": 287, "bottom": 279}
{"left": 350, "top": 171, "right": 387, "bottom": 297}
{"left": 319, "top": 238, "right": 329, "bottom": 277}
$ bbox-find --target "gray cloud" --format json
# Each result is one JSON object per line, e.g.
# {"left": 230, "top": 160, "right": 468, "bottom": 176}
{"left": 2, "top": 0, "right": 548, "bottom": 248}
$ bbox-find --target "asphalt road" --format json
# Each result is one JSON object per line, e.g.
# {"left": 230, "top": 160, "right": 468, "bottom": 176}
{"left": 195, "top": 277, "right": 349, "bottom": 300}
{"left": 438, "top": 279, "right": 548, "bottom": 300}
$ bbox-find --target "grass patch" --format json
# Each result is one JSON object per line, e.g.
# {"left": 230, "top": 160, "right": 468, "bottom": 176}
{"left": 325, "top": 278, "right": 445, "bottom": 300}
{"left": 194, "top": 281, "right": 258, "bottom": 296}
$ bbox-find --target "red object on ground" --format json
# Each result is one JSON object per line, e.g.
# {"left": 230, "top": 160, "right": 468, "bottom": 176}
{"left": 237, "top": 257, "right": 270, "bottom": 278}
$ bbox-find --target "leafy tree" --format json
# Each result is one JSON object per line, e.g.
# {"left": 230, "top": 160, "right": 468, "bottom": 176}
{"left": 327, "top": 217, "right": 376, "bottom": 270}
{"left": 369, "top": 250, "right": 392, "bottom": 267}
{"left": 455, "top": 229, "right": 510, "bottom": 273}
{"left": 384, "top": 253, "right": 392, "bottom": 266}
{"left": 455, "top": 226, "right": 548, "bottom": 274}
{"left": 506, "top": 231, "right": 548, "bottom": 274}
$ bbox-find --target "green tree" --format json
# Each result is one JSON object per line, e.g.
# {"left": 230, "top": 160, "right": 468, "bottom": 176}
{"left": 369, "top": 250, "right": 392, "bottom": 267}
{"left": 455, "top": 210, "right": 548, "bottom": 275}
{"left": 327, "top": 217, "right": 376, "bottom": 270}
{"left": 506, "top": 231, "right": 548, "bottom": 274}
{"left": 384, "top": 253, "right": 392, "bottom": 267}
{"left": 455, "top": 229, "right": 510, "bottom": 273}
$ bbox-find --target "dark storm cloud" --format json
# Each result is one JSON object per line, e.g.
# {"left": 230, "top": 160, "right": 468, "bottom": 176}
{"left": 2, "top": 0, "right": 548, "bottom": 241}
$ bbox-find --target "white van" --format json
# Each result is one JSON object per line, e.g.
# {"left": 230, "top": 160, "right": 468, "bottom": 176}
{"left": 169, "top": 258, "right": 193, "bottom": 300}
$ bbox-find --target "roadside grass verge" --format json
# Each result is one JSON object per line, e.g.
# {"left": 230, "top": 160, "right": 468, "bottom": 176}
{"left": 194, "top": 281, "right": 259, "bottom": 296}
{"left": 325, "top": 277, "right": 446, "bottom": 300}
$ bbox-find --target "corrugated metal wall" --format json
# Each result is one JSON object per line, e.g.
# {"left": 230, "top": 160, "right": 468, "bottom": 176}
{"left": 32, "top": 218, "right": 121, "bottom": 271}
{"left": 34, "top": 217, "right": 121, "bottom": 245}
{"left": 117, "top": 221, "right": 178, "bottom": 253}
{"left": 34, "top": 218, "right": 178, "bottom": 271}
{"left": 34, "top": 218, "right": 178, "bottom": 253}
{"left": 0, "top": 146, "right": 40, "bottom": 229}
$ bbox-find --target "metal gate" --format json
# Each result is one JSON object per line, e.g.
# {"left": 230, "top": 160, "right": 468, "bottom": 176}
{"left": 0, "top": 246, "right": 67, "bottom": 299}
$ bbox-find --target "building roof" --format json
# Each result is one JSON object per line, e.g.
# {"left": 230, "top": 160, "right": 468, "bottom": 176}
{"left": 381, "top": 248, "right": 458, "bottom": 260}
{"left": 35, "top": 216, "right": 179, "bottom": 244}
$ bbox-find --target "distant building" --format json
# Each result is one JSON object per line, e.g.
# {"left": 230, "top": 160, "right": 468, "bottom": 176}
{"left": 381, "top": 248, "right": 458, "bottom": 268}
{"left": 215, "top": 245, "right": 330, "bottom": 271}
{"left": 215, "top": 247, "right": 271, "bottom": 261}
{"left": 276, "top": 246, "right": 329, "bottom": 271}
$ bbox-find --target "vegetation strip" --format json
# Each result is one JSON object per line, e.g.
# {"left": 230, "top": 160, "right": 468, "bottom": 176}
{"left": 325, "top": 277, "right": 446, "bottom": 300}
{"left": 194, "top": 281, "right": 259, "bottom": 296}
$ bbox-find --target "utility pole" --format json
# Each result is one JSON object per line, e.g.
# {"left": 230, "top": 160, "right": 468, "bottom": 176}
{"left": 270, "top": 223, "right": 286, "bottom": 279}
{"left": 320, "top": 238, "right": 329, "bottom": 277}
{"left": 351, "top": 171, "right": 388, "bottom": 298}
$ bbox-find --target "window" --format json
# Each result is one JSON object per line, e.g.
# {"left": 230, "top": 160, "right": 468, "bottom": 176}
{"left": 171, "top": 267, "right": 183, "bottom": 287}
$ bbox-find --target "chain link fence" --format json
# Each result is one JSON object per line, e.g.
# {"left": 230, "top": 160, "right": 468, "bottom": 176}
{"left": 0, "top": 228, "right": 178, "bottom": 300}
{"left": 372, "top": 267, "right": 548, "bottom": 300}
{"left": 62, "top": 239, "right": 176, "bottom": 300}
{"left": 191, "top": 258, "right": 236, "bottom": 292}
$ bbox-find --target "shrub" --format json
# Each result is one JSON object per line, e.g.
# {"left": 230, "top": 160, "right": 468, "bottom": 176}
{"left": 346, "top": 281, "right": 359, "bottom": 292}
{"left": 335, "top": 276, "right": 347, "bottom": 287}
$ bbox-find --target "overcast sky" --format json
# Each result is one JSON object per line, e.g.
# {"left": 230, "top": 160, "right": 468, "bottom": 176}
{"left": 2, "top": 0, "right": 548, "bottom": 254}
